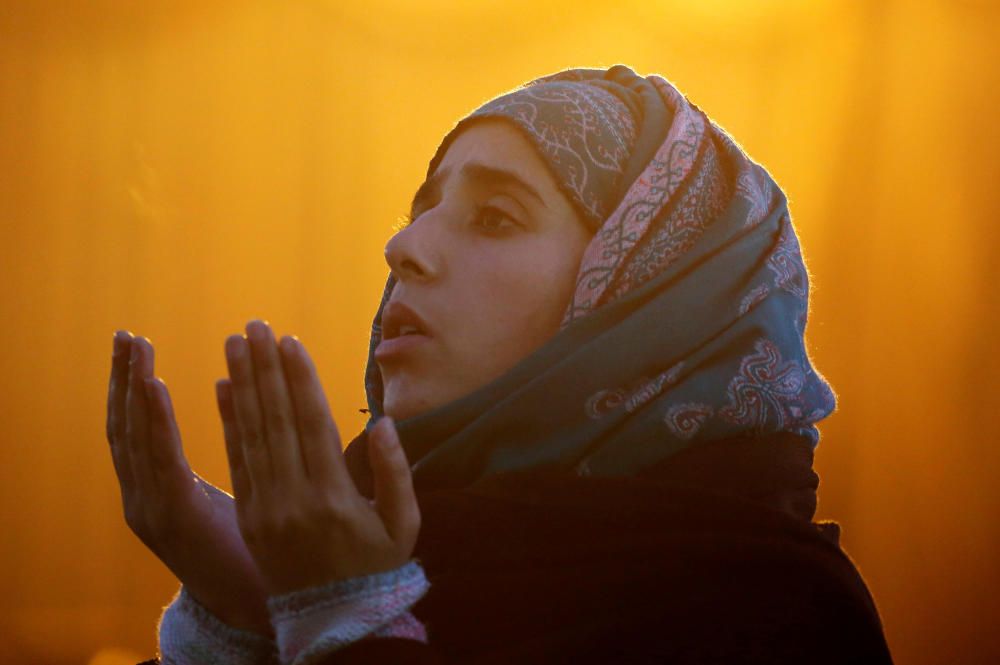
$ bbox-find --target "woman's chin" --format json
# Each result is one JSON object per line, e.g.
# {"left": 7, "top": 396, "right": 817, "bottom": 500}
{"left": 382, "top": 379, "right": 436, "bottom": 422}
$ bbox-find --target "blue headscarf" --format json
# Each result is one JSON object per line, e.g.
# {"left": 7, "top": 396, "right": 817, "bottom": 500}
{"left": 348, "top": 65, "right": 837, "bottom": 492}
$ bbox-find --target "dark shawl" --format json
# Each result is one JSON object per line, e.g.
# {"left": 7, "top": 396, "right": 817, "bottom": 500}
{"left": 322, "top": 430, "right": 893, "bottom": 664}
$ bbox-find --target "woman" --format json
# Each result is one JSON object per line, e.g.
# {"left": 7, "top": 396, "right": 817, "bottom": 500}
{"left": 108, "top": 65, "right": 893, "bottom": 664}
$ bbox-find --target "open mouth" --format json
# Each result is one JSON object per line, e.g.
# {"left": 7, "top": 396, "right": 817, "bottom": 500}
{"left": 381, "top": 301, "right": 433, "bottom": 341}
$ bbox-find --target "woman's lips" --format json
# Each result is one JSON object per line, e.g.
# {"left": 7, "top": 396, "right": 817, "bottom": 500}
{"left": 374, "top": 333, "right": 431, "bottom": 361}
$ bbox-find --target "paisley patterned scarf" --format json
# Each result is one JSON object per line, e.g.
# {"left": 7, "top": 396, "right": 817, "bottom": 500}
{"left": 346, "top": 65, "right": 837, "bottom": 492}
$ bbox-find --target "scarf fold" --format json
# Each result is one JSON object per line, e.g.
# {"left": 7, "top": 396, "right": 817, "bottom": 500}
{"left": 347, "top": 65, "right": 836, "bottom": 493}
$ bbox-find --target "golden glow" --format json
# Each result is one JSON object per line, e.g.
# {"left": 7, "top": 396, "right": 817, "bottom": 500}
{"left": 87, "top": 647, "right": 145, "bottom": 665}
{"left": 1, "top": 2, "right": 997, "bottom": 664}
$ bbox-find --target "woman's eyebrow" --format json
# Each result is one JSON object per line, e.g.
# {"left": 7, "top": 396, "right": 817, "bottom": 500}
{"left": 409, "top": 162, "right": 547, "bottom": 216}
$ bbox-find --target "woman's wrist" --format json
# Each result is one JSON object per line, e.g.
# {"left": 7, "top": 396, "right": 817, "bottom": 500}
{"left": 183, "top": 585, "right": 275, "bottom": 638}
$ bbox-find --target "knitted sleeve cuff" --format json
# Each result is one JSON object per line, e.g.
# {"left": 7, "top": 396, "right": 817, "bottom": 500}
{"left": 157, "top": 586, "right": 279, "bottom": 665}
{"left": 266, "top": 560, "right": 431, "bottom": 665}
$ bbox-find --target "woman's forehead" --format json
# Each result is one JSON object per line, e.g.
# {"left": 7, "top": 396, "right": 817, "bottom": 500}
{"left": 434, "top": 120, "right": 549, "bottom": 180}
{"left": 407, "top": 121, "right": 565, "bottom": 218}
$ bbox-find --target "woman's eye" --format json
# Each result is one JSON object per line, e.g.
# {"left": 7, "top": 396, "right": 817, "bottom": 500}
{"left": 473, "top": 205, "right": 520, "bottom": 233}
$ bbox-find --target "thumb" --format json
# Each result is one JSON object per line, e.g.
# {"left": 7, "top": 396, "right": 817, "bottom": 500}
{"left": 370, "top": 417, "right": 421, "bottom": 548}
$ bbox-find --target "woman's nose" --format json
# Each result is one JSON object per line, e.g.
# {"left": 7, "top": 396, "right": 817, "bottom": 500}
{"left": 384, "top": 218, "right": 440, "bottom": 282}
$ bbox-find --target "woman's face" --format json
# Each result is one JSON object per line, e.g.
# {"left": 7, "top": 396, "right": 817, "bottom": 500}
{"left": 378, "top": 120, "right": 592, "bottom": 421}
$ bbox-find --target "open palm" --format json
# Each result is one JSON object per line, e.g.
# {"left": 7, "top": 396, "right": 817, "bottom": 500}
{"left": 106, "top": 332, "right": 271, "bottom": 636}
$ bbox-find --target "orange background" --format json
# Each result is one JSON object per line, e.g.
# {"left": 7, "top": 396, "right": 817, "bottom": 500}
{"left": 2, "top": 2, "right": 998, "bottom": 663}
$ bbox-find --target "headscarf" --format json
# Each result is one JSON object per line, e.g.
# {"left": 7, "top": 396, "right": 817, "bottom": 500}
{"left": 346, "top": 65, "right": 837, "bottom": 493}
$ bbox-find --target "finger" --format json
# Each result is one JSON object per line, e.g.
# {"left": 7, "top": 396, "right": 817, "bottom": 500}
{"left": 216, "top": 379, "right": 253, "bottom": 507}
{"left": 370, "top": 417, "right": 420, "bottom": 547}
{"left": 224, "top": 334, "right": 272, "bottom": 493}
{"left": 107, "top": 330, "right": 136, "bottom": 492}
{"left": 245, "top": 319, "right": 306, "bottom": 486}
{"left": 143, "top": 376, "right": 193, "bottom": 486}
{"left": 278, "top": 335, "right": 349, "bottom": 489}
{"left": 125, "top": 336, "right": 159, "bottom": 492}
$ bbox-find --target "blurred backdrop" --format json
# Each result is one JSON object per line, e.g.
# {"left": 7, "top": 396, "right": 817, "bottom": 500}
{"left": 1, "top": 1, "right": 998, "bottom": 663}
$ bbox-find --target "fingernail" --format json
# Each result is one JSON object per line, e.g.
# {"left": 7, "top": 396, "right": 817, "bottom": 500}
{"left": 130, "top": 341, "right": 140, "bottom": 364}
{"left": 247, "top": 319, "right": 271, "bottom": 342}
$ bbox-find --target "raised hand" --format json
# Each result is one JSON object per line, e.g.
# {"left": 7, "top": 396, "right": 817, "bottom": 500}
{"left": 217, "top": 319, "right": 420, "bottom": 595}
{"left": 105, "top": 331, "right": 273, "bottom": 636}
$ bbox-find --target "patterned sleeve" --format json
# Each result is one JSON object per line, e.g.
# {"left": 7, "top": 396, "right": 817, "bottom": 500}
{"left": 157, "top": 586, "right": 279, "bottom": 665}
{"left": 266, "top": 559, "right": 431, "bottom": 665}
